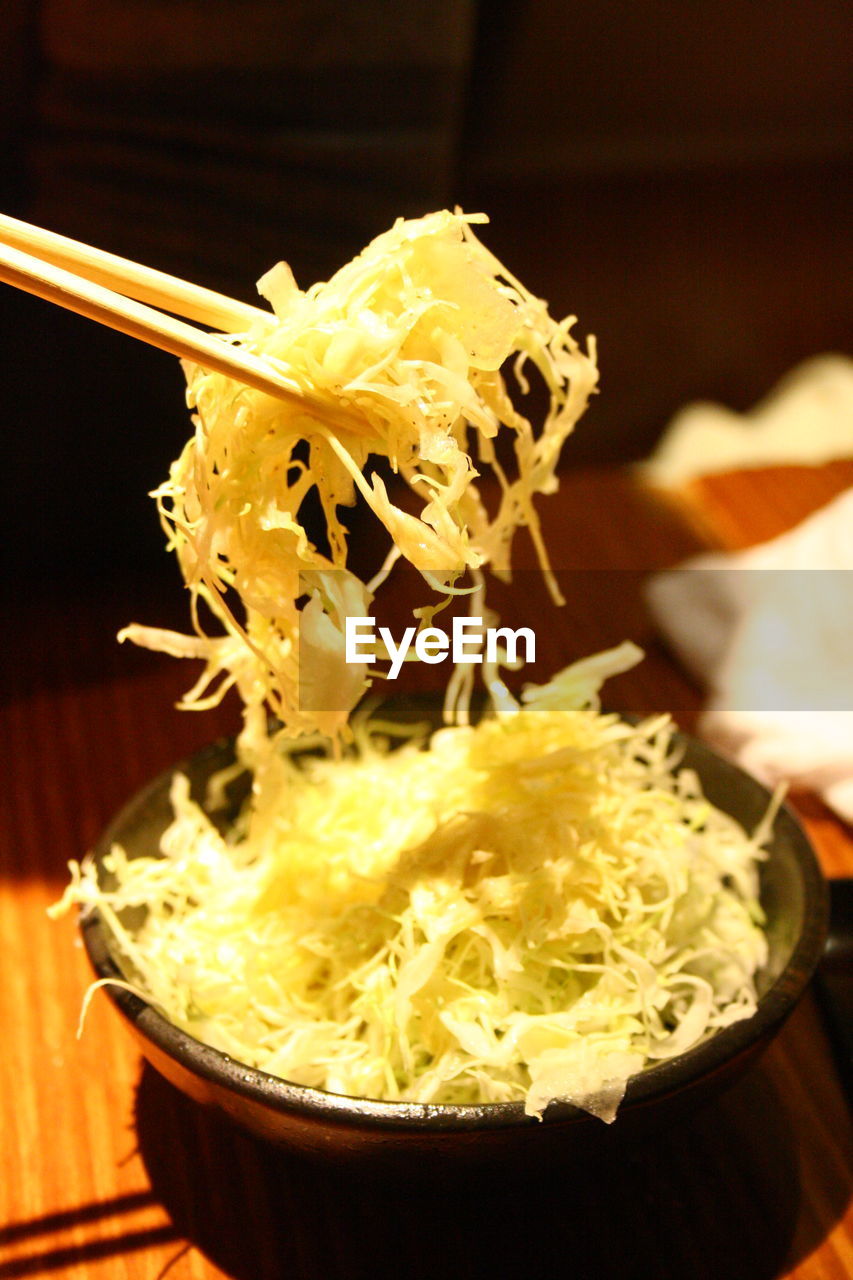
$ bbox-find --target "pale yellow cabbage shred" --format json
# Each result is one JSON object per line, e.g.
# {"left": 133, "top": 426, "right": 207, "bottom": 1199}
{"left": 60, "top": 644, "right": 769, "bottom": 1122}
{"left": 119, "top": 210, "right": 599, "bottom": 753}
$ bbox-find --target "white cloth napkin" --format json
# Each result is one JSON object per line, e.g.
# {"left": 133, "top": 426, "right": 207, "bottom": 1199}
{"left": 641, "top": 354, "right": 853, "bottom": 485}
{"left": 646, "top": 488, "right": 853, "bottom": 823}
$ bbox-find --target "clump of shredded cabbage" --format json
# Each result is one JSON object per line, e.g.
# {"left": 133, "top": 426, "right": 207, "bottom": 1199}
{"left": 118, "top": 210, "right": 598, "bottom": 751}
{"left": 54, "top": 212, "right": 772, "bottom": 1122}
{"left": 56, "top": 644, "right": 771, "bottom": 1122}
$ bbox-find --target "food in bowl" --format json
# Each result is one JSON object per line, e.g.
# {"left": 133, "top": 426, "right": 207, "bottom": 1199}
{"left": 52, "top": 210, "right": 802, "bottom": 1127}
{"left": 77, "top": 716, "right": 827, "bottom": 1159}
{"left": 57, "top": 644, "right": 779, "bottom": 1123}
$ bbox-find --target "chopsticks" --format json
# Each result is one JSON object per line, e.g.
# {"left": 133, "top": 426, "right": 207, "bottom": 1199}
{"left": 0, "top": 212, "right": 272, "bottom": 331}
{"left": 0, "top": 213, "right": 366, "bottom": 433}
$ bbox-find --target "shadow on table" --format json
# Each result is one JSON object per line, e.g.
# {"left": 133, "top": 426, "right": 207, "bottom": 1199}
{"left": 134, "top": 1057, "right": 840, "bottom": 1280}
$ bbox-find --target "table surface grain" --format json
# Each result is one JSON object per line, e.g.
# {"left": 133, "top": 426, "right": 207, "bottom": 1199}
{"left": 1, "top": 461, "right": 851, "bottom": 1280}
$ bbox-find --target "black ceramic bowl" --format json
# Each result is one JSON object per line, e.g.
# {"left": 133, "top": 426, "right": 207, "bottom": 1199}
{"left": 81, "top": 714, "right": 828, "bottom": 1168}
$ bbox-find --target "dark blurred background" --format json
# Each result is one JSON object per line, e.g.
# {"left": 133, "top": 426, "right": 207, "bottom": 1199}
{"left": 2, "top": 0, "right": 850, "bottom": 593}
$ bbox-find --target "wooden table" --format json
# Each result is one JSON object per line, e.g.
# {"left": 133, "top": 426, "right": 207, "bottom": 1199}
{"left": 1, "top": 462, "right": 851, "bottom": 1280}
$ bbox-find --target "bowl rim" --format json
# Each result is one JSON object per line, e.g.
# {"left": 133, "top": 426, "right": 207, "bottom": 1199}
{"left": 81, "top": 725, "right": 829, "bottom": 1133}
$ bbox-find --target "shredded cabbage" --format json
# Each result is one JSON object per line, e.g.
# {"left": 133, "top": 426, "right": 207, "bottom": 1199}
{"left": 118, "top": 210, "right": 599, "bottom": 751}
{"left": 56, "top": 644, "right": 770, "bottom": 1122}
{"left": 53, "top": 212, "right": 772, "bottom": 1122}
